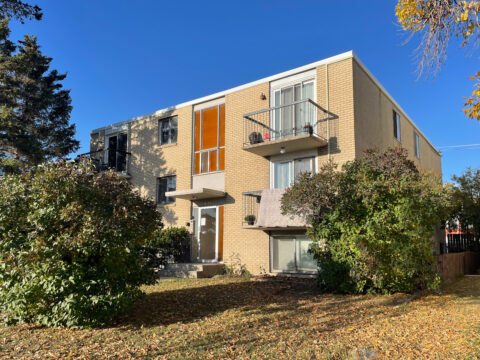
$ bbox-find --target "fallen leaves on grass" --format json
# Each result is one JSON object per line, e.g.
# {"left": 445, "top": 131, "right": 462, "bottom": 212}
{"left": 1, "top": 276, "right": 479, "bottom": 359}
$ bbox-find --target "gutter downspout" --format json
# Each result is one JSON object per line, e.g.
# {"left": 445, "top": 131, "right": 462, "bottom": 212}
{"left": 326, "top": 64, "right": 330, "bottom": 160}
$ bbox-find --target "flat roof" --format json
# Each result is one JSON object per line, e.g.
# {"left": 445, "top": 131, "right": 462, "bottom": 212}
{"left": 91, "top": 50, "right": 440, "bottom": 155}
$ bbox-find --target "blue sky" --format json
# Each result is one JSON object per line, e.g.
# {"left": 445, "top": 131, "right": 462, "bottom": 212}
{"left": 8, "top": 0, "right": 480, "bottom": 182}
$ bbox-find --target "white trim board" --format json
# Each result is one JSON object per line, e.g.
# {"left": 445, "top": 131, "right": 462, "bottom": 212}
{"left": 91, "top": 50, "right": 440, "bottom": 155}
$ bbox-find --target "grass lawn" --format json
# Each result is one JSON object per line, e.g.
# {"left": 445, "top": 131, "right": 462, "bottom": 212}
{"left": 1, "top": 276, "right": 479, "bottom": 359}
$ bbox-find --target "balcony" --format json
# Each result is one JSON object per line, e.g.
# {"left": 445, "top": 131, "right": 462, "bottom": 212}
{"left": 243, "top": 99, "right": 336, "bottom": 157}
{"left": 77, "top": 148, "right": 131, "bottom": 177}
{"left": 242, "top": 191, "right": 262, "bottom": 227}
{"left": 242, "top": 189, "right": 306, "bottom": 230}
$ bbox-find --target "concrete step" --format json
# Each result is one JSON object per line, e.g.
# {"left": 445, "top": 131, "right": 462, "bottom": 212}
{"left": 157, "top": 263, "right": 225, "bottom": 279}
{"left": 157, "top": 269, "right": 199, "bottom": 278}
{"left": 165, "top": 263, "right": 204, "bottom": 271}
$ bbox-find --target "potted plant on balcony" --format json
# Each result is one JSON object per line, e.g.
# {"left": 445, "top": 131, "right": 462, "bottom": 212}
{"left": 303, "top": 124, "right": 313, "bottom": 135}
{"left": 245, "top": 215, "right": 256, "bottom": 226}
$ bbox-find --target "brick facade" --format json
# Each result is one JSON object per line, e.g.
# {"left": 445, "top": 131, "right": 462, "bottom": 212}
{"left": 90, "top": 52, "right": 442, "bottom": 275}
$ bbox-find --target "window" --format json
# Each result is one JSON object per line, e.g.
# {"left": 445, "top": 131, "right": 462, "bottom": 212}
{"left": 194, "top": 104, "right": 225, "bottom": 174}
{"left": 159, "top": 116, "right": 178, "bottom": 145}
{"left": 271, "top": 236, "right": 316, "bottom": 272}
{"left": 107, "top": 133, "right": 127, "bottom": 172}
{"left": 273, "top": 156, "right": 314, "bottom": 189}
{"left": 414, "top": 132, "right": 420, "bottom": 158}
{"left": 393, "top": 110, "right": 401, "bottom": 142}
{"left": 157, "top": 176, "right": 176, "bottom": 205}
{"left": 273, "top": 80, "right": 315, "bottom": 139}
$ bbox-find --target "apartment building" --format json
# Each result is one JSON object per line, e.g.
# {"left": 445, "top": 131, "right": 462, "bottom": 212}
{"left": 89, "top": 51, "right": 442, "bottom": 275}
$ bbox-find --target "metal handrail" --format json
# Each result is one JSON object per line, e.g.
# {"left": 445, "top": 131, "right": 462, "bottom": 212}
{"left": 243, "top": 98, "right": 338, "bottom": 121}
{"left": 76, "top": 149, "right": 131, "bottom": 174}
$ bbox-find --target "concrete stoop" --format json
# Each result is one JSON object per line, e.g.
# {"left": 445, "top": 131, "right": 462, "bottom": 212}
{"left": 157, "top": 263, "right": 225, "bottom": 279}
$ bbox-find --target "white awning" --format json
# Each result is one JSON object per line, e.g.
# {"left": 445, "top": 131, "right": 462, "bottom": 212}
{"left": 165, "top": 188, "right": 226, "bottom": 200}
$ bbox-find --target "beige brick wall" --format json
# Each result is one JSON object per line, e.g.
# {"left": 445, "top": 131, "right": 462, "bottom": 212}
{"left": 89, "top": 130, "right": 105, "bottom": 162}
{"left": 316, "top": 59, "right": 356, "bottom": 168}
{"left": 90, "top": 55, "right": 442, "bottom": 275}
{"left": 128, "top": 106, "right": 192, "bottom": 229}
{"left": 223, "top": 83, "right": 271, "bottom": 274}
{"left": 352, "top": 59, "right": 442, "bottom": 175}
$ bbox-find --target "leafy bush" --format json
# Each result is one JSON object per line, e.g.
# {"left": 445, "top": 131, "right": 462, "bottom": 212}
{"left": 144, "top": 227, "right": 191, "bottom": 268}
{"left": 282, "top": 148, "right": 450, "bottom": 294}
{"left": 224, "top": 253, "right": 252, "bottom": 278}
{"left": 0, "top": 161, "right": 163, "bottom": 327}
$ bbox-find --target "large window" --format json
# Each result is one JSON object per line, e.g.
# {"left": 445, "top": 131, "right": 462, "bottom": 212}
{"left": 273, "top": 80, "right": 315, "bottom": 139}
{"left": 194, "top": 104, "right": 225, "bottom": 174}
{"left": 159, "top": 116, "right": 178, "bottom": 145}
{"left": 414, "top": 132, "right": 420, "bottom": 159}
{"left": 157, "top": 176, "right": 176, "bottom": 205}
{"left": 271, "top": 236, "right": 316, "bottom": 272}
{"left": 273, "top": 156, "right": 314, "bottom": 189}
{"left": 393, "top": 110, "right": 401, "bottom": 142}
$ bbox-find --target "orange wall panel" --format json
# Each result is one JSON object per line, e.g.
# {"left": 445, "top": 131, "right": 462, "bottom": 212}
{"left": 202, "top": 107, "right": 218, "bottom": 149}
{"left": 219, "top": 104, "right": 225, "bottom": 147}
{"left": 209, "top": 150, "right": 217, "bottom": 172}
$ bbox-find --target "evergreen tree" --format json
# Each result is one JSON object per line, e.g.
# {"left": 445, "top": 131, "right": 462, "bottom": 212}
{"left": 0, "top": 0, "right": 42, "bottom": 23}
{"left": 0, "top": 19, "right": 78, "bottom": 170}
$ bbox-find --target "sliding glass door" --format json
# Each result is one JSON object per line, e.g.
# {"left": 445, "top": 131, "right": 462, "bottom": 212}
{"left": 273, "top": 80, "right": 315, "bottom": 139}
{"left": 271, "top": 236, "right": 316, "bottom": 272}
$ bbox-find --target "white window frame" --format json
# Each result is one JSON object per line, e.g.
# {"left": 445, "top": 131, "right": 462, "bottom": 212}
{"left": 270, "top": 235, "right": 317, "bottom": 273}
{"left": 270, "top": 70, "right": 317, "bottom": 137}
{"left": 270, "top": 149, "right": 318, "bottom": 189}
{"left": 193, "top": 104, "right": 225, "bottom": 175}
{"left": 194, "top": 205, "right": 219, "bottom": 263}
{"left": 414, "top": 132, "right": 420, "bottom": 159}
{"left": 393, "top": 110, "right": 401, "bottom": 142}
{"left": 158, "top": 115, "right": 178, "bottom": 145}
{"left": 157, "top": 175, "right": 176, "bottom": 205}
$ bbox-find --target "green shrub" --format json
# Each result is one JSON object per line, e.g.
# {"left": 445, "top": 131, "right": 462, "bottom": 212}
{"left": 0, "top": 161, "right": 163, "bottom": 327}
{"left": 144, "top": 227, "right": 191, "bottom": 268}
{"left": 282, "top": 148, "right": 450, "bottom": 294}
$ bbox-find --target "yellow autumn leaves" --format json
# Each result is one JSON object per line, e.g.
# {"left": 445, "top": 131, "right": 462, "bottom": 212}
{"left": 396, "top": 0, "right": 425, "bottom": 31}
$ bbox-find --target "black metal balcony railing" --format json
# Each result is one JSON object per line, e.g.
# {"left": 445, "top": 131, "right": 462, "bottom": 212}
{"left": 243, "top": 99, "right": 336, "bottom": 150}
{"left": 440, "top": 233, "right": 480, "bottom": 254}
{"left": 77, "top": 148, "right": 131, "bottom": 175}
{"left": 242, "top": 190, "right": 262, "bottom": 227}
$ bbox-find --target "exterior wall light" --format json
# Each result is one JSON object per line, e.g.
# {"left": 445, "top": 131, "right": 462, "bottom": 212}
{"left": 280, "top": 147, "right": 286, "bottom": 154}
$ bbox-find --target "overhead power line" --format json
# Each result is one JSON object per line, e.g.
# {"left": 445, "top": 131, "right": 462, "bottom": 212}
{"left": 438, "top": 144, "right": 480, "bottom": 149}
{"left": 438, "top": 144, "right": 480, "bottom": 151}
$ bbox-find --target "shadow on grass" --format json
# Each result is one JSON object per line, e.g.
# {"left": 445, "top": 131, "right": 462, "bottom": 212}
{"left": 442, "top": 275, "right": 480, "bottom": 298}
{"left": 118, "top": 279, "right": 395, "bottom": 330}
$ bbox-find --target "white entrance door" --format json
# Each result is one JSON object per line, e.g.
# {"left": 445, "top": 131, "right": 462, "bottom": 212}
{"left": 193, "top": 206, "right": 218, "bottom": 262}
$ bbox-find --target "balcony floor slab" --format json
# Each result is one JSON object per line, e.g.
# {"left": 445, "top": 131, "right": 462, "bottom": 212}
{"left": 243, "top": 133, "right": 327, "bottom": 157}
